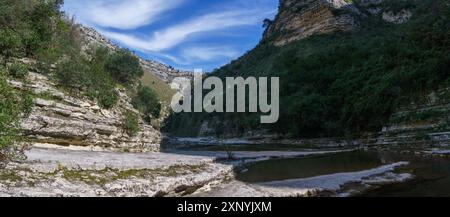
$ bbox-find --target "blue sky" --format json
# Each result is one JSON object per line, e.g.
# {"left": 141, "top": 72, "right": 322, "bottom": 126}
{"left": 62, "top": 0, "right": 278, "bottom": 72}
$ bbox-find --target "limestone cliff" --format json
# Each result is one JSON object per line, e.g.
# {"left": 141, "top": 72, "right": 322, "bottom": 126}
{"left": 5, "top": 24, "right": 200, "bottom": 153}
{"left": 79, "top": 26, "right": 193, "bottom": 84}
{"left": 10, "top": 70, "right": 161, "bottom": 152}
{"left": 263, "top": 0, "right": 359, "bottom": 46}
{"left": 377, "top": 88, "right": 450, "bottom": 147}
{"left": 263, "top": 0, "right": 413, "bottom": 46}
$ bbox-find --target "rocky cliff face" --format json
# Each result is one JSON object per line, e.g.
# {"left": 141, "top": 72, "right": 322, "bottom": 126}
{"left": 264, "top": 0, "right": 413, "bottom": 46}
{"left": 5, "top": 24, "right": 200, "bottom": 153}
{"left": 10, "top": 71, "right": 161, "bottom": 152}
{"left": 264, "top": 0, "right": 359, "bottom": 46}
{"left": 377, "top": 88, "right": 450, "bottom": 147}
{"left": 79, "top": 26, "right": 193, "bottom": 83}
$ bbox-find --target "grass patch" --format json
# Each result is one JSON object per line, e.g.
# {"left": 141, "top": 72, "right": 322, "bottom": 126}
{"left": 140, "top": 71, "right": 176, "bottom": 105}
{"left": 59, "top": 164, "right": 208, "bottom": 186}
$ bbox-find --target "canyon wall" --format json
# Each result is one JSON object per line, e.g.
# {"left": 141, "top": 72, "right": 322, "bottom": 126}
{"left": 10, "top": 70, "right": 161, "bottom": 152}
{"left": 264, "top": 0, "right": 359, "bottom": 46}
{"left": 79, "top": 26, "right": 193, "bottom": 83}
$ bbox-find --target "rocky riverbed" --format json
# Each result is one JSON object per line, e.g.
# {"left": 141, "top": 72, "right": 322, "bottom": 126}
{"left": 0, "top": 147, "right": 232, "bottom": 197}
{"left": 0, "top": 146, "right": 421, "bottom": 197}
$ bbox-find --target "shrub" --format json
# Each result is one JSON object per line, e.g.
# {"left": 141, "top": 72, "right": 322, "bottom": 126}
{"left": 55, "top": 47, "right": 121, "bottom": 109}
{"left": 0, "top": 0, "right": 64, "bottom": 61}
{"left": 122, "top": 111, "right": 140, "bottom": 136}
{"left": 132, "top": 85, "right": 162, "bottom": 121}
{"left": 8, "top": 62, "right": 28, "bottom": 79}
{"left": 105, "top": 50, "right": 144, "bottom": 84}
{"left": 0, "top": 70, "right": 33, "bottom": 160}
{"left": 0, "top": 29, "right": 23, "bottom": 64}
{"left": 93, "top": 82, "right": 119, "bottom": 109}
{"left": 55, "top": 57, "right": 91, "bottom": 89}
{"left": 85, "top": 46, "right": 119, "bottom": 109}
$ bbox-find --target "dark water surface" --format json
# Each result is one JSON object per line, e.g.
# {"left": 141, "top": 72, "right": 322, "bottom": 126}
{"left": 236, "top": 150, "right": 450, "bottom": 196}
{"left": 236, "top": 151, "right": 384, "bottom": 183}
{"left": 361, "top": 154, "right": 450, "bottom": 197}
{"left": 168, "top": 139, "right": 450, "bottom": 196}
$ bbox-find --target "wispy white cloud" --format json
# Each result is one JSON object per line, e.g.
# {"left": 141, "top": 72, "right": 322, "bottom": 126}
{"left": 64, "top": 0, "right": 279, "bottom": 70}
{"left": 182, "top": 46, "right": 240, "bottom": 61}
{"left": 101, "top": 8, "right": 274, "bottom": 52}
{"left": 64, "top": 0, "right": 184, "bottom": 30}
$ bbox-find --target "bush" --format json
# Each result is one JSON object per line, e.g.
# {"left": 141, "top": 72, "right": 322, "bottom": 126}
{"left": 0, "top": 29, "right": 23, "bottom": 64}
{"left": 122, "top": 111, "right": 140, "bottom": 136}
{"left": 132, "top": 85, "right": 161, "bottom": 121}
{"left": 8, "top": 62, "right": 28, "bottom": 79}
{"left": 93, "top": 83, "right": 119, "bottom": 109}
{"left": 55, "top": 47, "right": 121, "bottom": 109}
{"left": 105, "top": 50, "right": 144, "bottom": 84}
{"left": 55, "top": 57, "right": 91, "bottom": 89}
{"left": 85, "top": 46, "right": 119, "bottom": 109}
{"left": 0, "top": 70, "right": 33, "bottom": 160}
{"left": 0, "top": 0, "right": 64, "bottom": 61}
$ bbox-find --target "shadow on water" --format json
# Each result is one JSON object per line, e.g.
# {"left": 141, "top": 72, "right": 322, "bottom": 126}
{"left": 235, "top": 151, "right": 384, "bottom": 183}
{"left": 360, "top": 154, "right": 450, "bottom": 197}
{"left": 162, "top": 138, "right": 450, "bottom": 196}
{"left": 161, "top": 138, "right": 346, "bottom": 152}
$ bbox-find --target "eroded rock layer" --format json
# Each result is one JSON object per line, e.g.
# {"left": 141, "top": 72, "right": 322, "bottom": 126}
{"left": 264, "top": 0, "right": 359, "bottom": 46}
{"left": 10, "top": 72, "right": 161, "bottom": 152}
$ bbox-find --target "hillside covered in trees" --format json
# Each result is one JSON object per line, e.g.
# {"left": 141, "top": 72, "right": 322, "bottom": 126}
{"left": 165, "top": 0, "right": 450, "bottom": 139}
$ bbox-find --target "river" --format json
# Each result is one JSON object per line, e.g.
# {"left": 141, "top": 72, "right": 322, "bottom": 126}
{"left": 167, "top": 140, "right": 450, "bottom": 197}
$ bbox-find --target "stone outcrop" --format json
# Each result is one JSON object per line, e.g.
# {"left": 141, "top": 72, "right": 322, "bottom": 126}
{"left": 359, "top": 0, "right": 412, "bottom": 24}
{"left": 264, "top": 0, "right": 359, "bottom": 46}
{"left": 382, "top": 9, "right": 412, "bottom": 24}
{"left": 264, "top": 0, "right": 414, "bottom": 46}
{"left": 376, "top": 88, "right": 450, "bottom": 147}
{"left": 0, "top": 148, "right": 233, "bottom": 197}
{"left": 79, "top": 26, "right": 193, "bottom": 83}
{"left": 10, "top": 72, "right": 161, "bottom": 152}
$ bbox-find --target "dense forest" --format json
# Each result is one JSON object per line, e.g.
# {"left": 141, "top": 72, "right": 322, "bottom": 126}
{"left": 165, "top": 0, "right": 450, "bottom": 138}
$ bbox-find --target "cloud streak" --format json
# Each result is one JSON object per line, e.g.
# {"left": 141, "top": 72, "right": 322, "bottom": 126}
{"left": 63, "top": 0, "right": 279, "bottom": 70}
{"left": 101, "top": 8, "right": 273, "bottom": 52}
{"left": 64, "top": 0, "right": 184, "bottom": 30}
{"left": 182, "top": 46, "right": 240, "bottom": 61}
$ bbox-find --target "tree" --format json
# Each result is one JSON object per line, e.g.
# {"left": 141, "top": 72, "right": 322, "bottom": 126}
{"left": 263, "top": 18, "right": 274, "bottom": 29}
{"left": 0, "top": 67, "right": 33, "bottom": 162}
{"left": 0, "top": 29, "right": 22, "bottom": 64}
{"left": 132, "top": 85, "right": 161, "bottom": 121}
{"left": 122, "top": 111, "right": 140, "bottom": 136}
{"left": 55, "top": 56, "right": 91, "bottom": 89}
{"left": 105, "top": 50, "right": 144, "bottom": 84}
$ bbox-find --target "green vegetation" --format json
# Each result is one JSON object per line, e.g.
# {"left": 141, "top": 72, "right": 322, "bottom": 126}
{"left": 140, "top": 71, "right": 176, "bottom": 105}
{"left": 106, "top": 50, "right": 144, "bottom": 85}
{"left": 122, "top": 111, "right": 140, "bottom": 136}
{"left": 166, "top": 0, "right": 450, "bottom": 138}
{"left": 0, "top": 0, "right": 161, "bottom": 111}
{"left": 7, "top": 62, "right": 28, "bottom": 79}
{"left": 59, "top": 164, "right": 207, "bottom": 186}
{"left": 0, "top": 0, "right": 67, "bottom": 63}
{"left": 380, "top": 0, "right": 416, "bottom": 13}
{"left": 391, "top": 109, "right": 447, "bottom": 124}
{"left": 0, "top": 67, "right": 34, "bottom": 159}
{"left": 132, "top": 85, "right": 162, "bottom": 122}
{"left": 55, "top": 47, "right": 120, "bottom": 109}
{"left": 0, "top": 0, "right": 167, "bottom": 158}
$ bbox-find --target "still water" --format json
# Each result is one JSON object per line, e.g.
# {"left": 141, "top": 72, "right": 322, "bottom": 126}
{"left": 235, "top": 150, "right": 450, "bottom": 197}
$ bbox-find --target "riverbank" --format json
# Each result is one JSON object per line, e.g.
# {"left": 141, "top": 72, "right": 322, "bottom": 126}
{"left": 2, "top": 145, "right": 441, "bottom": 197}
